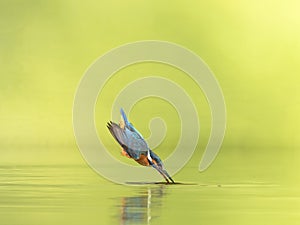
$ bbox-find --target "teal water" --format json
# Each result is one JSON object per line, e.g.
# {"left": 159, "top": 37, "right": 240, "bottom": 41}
{"left": 1, "top": 164, "right": 299, "bottom": 225}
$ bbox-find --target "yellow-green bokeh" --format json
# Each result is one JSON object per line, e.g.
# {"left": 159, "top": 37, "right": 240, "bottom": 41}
{"left": 1, "top": 2, "right": 300, "bottom": 225}
{"left": 1, "top": 0, "right": 299, "bottom": 179}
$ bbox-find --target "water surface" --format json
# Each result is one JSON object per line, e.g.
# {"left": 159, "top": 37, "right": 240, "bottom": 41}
{"left": 0, "top": 164, "right": 299, "bottom": 225}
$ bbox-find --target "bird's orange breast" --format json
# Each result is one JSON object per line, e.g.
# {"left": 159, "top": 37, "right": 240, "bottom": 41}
{"left": 121, "top": 148, "right": 131, "bottom": 158}
{"left": 135, "top": 154, "right": 150, "bottom": 166}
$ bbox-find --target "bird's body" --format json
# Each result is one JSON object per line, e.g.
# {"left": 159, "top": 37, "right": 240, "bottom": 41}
{"left": 107, "top": 109, "right": 174, "bottom": 183}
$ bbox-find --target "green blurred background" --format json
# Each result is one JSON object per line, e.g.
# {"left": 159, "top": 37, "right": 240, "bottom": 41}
{"left": 0, "top": 1, "right": 300, "bottom": 224}
{"left": 1, "top": 0, "right": 299, "bottom": 178}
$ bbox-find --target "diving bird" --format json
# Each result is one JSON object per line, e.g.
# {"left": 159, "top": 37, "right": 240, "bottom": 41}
{"left": 107, "top": 109, "right": 175, "bottom": 184}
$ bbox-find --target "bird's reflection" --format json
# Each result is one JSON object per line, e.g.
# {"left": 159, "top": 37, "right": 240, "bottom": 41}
{"left": 119, "top": 185, "right": 165, "bottom": 225}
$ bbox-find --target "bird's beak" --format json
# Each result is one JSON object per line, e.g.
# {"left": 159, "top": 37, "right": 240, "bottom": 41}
{"left": 162, "top": 169, "right": 175, "bottom": 184}
{"left": 151, "top": 163, "right": 175, "bottom": 184}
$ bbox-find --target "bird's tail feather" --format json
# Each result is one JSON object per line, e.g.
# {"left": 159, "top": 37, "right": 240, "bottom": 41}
{"left": 120, "top": 108, "right": 129, "bottom": 126}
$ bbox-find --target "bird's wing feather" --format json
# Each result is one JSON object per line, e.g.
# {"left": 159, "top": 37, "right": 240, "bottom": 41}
{"left": 107, "top": 121, "right": 148, "bottom": 160}
{"left": 107, "top": 122, "right": 127, "bottom": 147}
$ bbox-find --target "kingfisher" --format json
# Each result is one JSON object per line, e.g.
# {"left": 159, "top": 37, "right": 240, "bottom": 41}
{"left": 107, "top": 108, "right": 175, "bottom": 184}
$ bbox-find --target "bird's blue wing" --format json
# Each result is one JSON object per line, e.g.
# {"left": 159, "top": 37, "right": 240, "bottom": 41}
{"left": 107, "top": 122, "right": 127, "bottom": 147}
{"left": 107, "top": 121, "right": 148, "bottom": 160}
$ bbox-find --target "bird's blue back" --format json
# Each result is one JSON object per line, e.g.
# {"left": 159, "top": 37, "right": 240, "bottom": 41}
{"left": 107, "top": 109, "right": 150, "bottom": 160}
